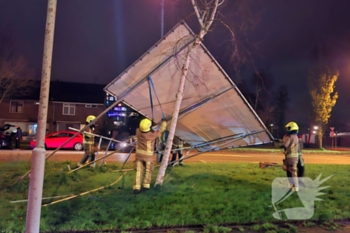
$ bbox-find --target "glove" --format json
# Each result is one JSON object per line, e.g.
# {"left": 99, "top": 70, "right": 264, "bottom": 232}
{"left": 160, "top": 121, "right": 167, "bottom": 133}
{"left": 282, "top": 159, "right": 287, "bottom": 171}
{"left": 282, "top": 164, "right": 287, "bottom": 171}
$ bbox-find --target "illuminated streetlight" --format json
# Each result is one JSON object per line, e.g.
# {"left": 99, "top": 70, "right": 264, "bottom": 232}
{"left": 313, "top": 126, "right": 319, "bottom": 130}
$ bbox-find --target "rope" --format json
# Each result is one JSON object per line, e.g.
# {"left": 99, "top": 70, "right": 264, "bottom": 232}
{"left": 42, "top": 171, "right": 128, "bottom": 207}
{"left": 148, "top": 76, "right": 166, "bottom": 120}
{"left": 148, "top": 76, "right": 155, "bottom": 121}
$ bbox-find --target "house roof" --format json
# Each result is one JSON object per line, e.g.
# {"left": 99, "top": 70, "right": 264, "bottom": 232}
{"left": 11, "top": 80, "right": 106, "bottom": 104}
{"left": 49, "top": 81, "right": 105, "bottom": 104}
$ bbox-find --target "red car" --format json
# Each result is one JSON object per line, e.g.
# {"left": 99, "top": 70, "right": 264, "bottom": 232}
{"left": 30, "top": 130, "right": 84, "bottom": 151}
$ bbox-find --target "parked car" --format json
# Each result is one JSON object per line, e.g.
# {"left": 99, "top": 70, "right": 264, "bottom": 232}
{"left": 0, "top": 124, "right": 17, "bottom": 149}
{"left": 0, "top": 133, "right": 10, "bottom": 149}
{"left": 30, "top": 130, "right": 84, "bottom": 151}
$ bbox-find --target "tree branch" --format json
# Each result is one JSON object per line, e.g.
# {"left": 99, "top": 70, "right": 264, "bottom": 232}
{"left": 0, "top": 38, "right": 36, "bottom": 103}
{"left": 204, "top": 0, "right": 221, "bottom": 32}
{"left": 191, "top": 0, "right": 205, "bottom": 29}
{"left": 218, "top": 0, "right": 225, "bottom": 6}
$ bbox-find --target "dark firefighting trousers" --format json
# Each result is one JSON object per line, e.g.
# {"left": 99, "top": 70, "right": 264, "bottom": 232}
{"left": 286, "top": 155, "right": 305, "bottom": 179}
{"left": 133, "top": 154, "right": 154, "bottom": 190}
{"left": 156, "top": 143, "right": 165, "bottom": 163}
{"left": 284, "top": 157, "right": 299, "bottom": 188}
{"left": 171, "top": 146, "right": 183, "bottom": 164}
{"left": 15, "top": 138, "right": 21, "bottom": 149}
{"left": 79, "top": 144, "right": 95, "bottom": 165}
{"left": 297, "top": 154, "right": 305, "bottom": 177}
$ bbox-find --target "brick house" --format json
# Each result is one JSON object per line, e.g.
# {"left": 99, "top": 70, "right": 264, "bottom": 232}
{"left": 0, "top": 80, "right": 106, "bottom": 141}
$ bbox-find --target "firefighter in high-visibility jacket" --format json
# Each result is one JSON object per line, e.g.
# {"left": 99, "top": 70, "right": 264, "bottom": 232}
{"left": 133, "top": 118, "right": 167, "bottom": 194}
{"left": 281, "top": 121, "right": 300, "bottom": 191}
{"left": 156, "top": 128, "right": 169, "bottom": 164}
{"left": 77, "top": 115, "right": 97, "bottom": 167}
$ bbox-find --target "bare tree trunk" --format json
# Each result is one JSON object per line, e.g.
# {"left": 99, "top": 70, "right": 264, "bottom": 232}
{"left": 154, "top": 0, "right": 223, "bottom": 186}
{"left": 154, "top": 44, "right": 194, "bottom": 186}
{"left": 307, "top": 122, "right": 313, "bottom": 144}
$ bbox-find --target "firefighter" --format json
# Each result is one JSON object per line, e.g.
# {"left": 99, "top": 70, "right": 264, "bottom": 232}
{"left": 281, "top": 121, "right": 300, "bottom": 191}
{"left": 133, "top": 118, "right": 167, "bottom": 194}
{"left": 156, "top": 126, "right": 169, "bottom": 164}
{"left": 277, "top": 133, "right": 304, "bottom": 178}
{"left": 77, "top": 115, "right": 97, "bottom": 167}
{"left": 170, "top": 136, "right": 184, "bottom": 166}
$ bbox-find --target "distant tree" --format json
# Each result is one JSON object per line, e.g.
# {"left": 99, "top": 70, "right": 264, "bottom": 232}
{"left": 307, "top": 66, "right": 338, "bottom": 148}
{"left": 307, "top": 43, "right": 339, "bottom": 148}
{"left": 260, "top": 103, "right": 275, "bottom": 131}
{"left": 250, "top": 70, "right": 272, "bottom": 110}
{"left": 272, "top": 85, "right": 289, "bottom": 138}
{"left": 216, "top": 0, "right": 263, "bottom": 82}
{"left": 249, "top": 70, "right": 274, "bottom": 127}
{"left": 238, "top": 70, "right": 275, "bottom": 128}
{"left": 0, "top": 36, "right": 36, "bottom": 103}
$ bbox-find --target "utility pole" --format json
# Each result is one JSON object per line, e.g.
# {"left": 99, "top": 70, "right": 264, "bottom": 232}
{"left": 161, "top": 0, "right": 164, "bottom": 38}
{"left": 25, "top": 0, "right": 57, "bottom": 232}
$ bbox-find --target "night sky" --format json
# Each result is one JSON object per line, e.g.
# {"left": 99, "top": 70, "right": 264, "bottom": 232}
{"left": 1, "top": 0, "right": 350, "bottom": 130}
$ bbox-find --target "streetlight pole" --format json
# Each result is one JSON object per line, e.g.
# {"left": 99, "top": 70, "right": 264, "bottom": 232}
{"left": 25, "top": 0, "right": 57, "bottom": 232}
{"left": 161, "top": 0, "right": 164, "bottom": 38}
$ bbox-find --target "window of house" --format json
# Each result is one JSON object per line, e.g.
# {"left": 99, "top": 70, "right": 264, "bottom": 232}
{"left": 28, "top": 124, "right": 38, "bottom": 135}
{"left": 85, "top": 104, "right": 97, "bottom": 108}
{"left": 62, "top": 103, "right": 75, "bottom": 115}
{"left": 10, "top": 101, "right": 24, "bottom": 113}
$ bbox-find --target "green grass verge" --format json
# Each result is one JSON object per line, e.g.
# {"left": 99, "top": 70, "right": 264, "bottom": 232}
{"left": 0, "top": 161, "right": 349, "bottom": 232}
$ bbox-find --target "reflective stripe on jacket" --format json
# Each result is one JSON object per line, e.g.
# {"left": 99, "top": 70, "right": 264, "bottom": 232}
{"left": 135, "top": 128, "right": 160, "bottom": 156}
{"left": 283, "top": 134, "right": 299, "bottom": 158}
{"left": 83, "top": 130, "right": 94, "bottom": 145}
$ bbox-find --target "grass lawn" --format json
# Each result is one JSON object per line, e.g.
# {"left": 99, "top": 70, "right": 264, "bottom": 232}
{"left": 1, "top": 161, "right": 349, "bottom": 232}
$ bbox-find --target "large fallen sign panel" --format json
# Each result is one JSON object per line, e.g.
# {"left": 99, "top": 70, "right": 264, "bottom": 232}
{"left": 104, "top": 21, "right": 273, "bottom": 152}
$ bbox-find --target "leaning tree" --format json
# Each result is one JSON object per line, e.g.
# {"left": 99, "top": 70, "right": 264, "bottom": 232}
{"left": 155, "top": 0, "right": 261, "bottom": 186}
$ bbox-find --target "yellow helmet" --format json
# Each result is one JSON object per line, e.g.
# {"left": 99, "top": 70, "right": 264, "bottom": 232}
{"left": 139, "top": 118, "right": 152, "bottom": 133}
{"left": 86, "top": 115, "right": 96, "bottom": 124}
{"left": 285, "top": 121, "right": 299, "bottom": 132}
